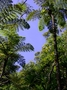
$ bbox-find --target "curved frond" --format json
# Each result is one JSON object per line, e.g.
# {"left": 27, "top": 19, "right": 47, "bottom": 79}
{"left": 14, "top": 43, "right": 34, "bottom": 52}
{"left": 0, "top": 1, "right": 31, "bottom": 31}
{"left": 17, "top": 55, "right": 25, "bottom": 67}
{"left": 26, "top": 10, "right": 41, "bottom": 20}
{"left": 56, "top": 11, "right": 66, "bottom": 28}
{"left": 54, "top": 0, "right": 67, "bottom": 9}
{"left": 0, "top": 0, "right": 13, "bottom": 11}
{"left": 38, "top": 16, "right": 45, "bottom": 31}
{"left": 34, "top": 0, "right": 45, "bottom": 6}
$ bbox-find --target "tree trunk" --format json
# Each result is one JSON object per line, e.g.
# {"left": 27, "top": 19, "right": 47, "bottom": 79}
{"left": 51, "top": 14, "right": 61, "bottom": 90}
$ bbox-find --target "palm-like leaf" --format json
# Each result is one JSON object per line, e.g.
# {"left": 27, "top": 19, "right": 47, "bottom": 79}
{"left": 0, "top": 0, "right": 13, "bottom": 10}
{"left": 14, "top": 42, "right": 34, "bottom": 52}
{"left": 27, "top": 0, "right": 67, "bottom": 32}
{"left": 26, "top": 10, "right": 41, "bottom": 20}
{"left": 0, "top": 0, "right": 31, "bottom": 31}
{"left": 54, "top": 0, "right": 67, "bottom": 9}
{"left": 0, "top": 30, "right": 34, "bottom": 52}
{"left": 0, "top": 31, "right": 34, "bottom": 77}
{"left": 38, "top": 16, "right": 45, "bottom": 31}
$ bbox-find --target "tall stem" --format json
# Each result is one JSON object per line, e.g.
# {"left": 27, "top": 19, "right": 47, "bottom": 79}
{"left": 51, "top": 14, "right": 61, "bottom": 90}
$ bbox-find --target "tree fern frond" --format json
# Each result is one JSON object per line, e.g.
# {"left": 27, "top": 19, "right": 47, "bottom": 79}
{"left": 54, "top": 0, "right": 67, "bottom": 9}
{"left": 0, "top": 0, "right": 13, "bottom": 11}
{"left": 17, "top": 55, "right": 25, "bottom": 67}
{"left": 0, "top": 1, "right": 31, "bottom": 31}
{"left": 26, "top": 10, "right": 41, "bottom": 20}
{"left": 56, "top": 11, "right": 66, "bottom": 28}
{"left": 19, "top": 19, "right": 30, "bottom": 29}
{"left": 0, "top": 18, "right": 30, "bottom": 31}
{"left": 34, "top": 0, "right": 45, "bottom": 6}
{"left": 14, "top": 3, "right": 27, "bottom": 13}
{"left": 14, "top": 43, "right": 34, "bottom": 52}
{"left": 38, "top": 16, "right": 45, "bottom": 31}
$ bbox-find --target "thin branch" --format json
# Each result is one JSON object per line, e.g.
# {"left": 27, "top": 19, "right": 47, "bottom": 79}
{"left": 20, "top": 0, "right": 28, "bottom": 18}
{"left": 20, "top": 12, "right": 26, "bottom": 19}
{"left": 22, "top": 0, "right": 27, "bottom": 5}
{"left": 48, "top": 62, "right": 55, "bottom": 84}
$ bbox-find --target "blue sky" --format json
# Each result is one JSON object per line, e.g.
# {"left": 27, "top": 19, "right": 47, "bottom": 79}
{"left": 14, "top": 0, "right": 46, "bottom": 63}
{"left": 18, "top": 20, "right": 46, "bottom": 63}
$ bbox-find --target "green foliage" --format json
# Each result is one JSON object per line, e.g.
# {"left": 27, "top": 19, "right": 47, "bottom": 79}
{"left": 38, "top": 16, "right": 44, "bottom": 31}
{"left": 27, "top": 9, "right": 42, "bottom": 22}
{"left": 0, "top": 0, "right": 35, "bottom": 89}
{"left": 14, "top": 3, "right": 27, "bottom": 13}
{"left": 7, "top": 30, "right": 67, "bottom": 90}
{"left": 26, "top": 10, "right": 38, "bottom": 20}
{"left": 1, "top": 0, "right": 67, "bottom": 90}
{"left": 27, "top": 0, "right": 67, "bottom": 33}
{"left": 56, "top": 11, "right": 66, "bottom": 28}
{"left": 0, "top": 29, "right": 34, "bottom": 76}
{"left": 0, "top": 0, "right": 31, "bottom": 31}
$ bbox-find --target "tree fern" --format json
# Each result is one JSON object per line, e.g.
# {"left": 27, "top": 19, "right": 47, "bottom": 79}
{"left": 0, "top": 0, "right": 31, "bottom": 30}
{"left": 0, "top": 31, "right": 34, "bottom": 78}
{"left": 26, "top": 0, "right": 67, "bottom": 90}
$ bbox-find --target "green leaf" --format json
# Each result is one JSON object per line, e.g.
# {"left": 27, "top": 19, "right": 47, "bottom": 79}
{"left": 26, "top": 10, "right": 38, "bottom": 20}
{"left": 38, "top": 16, "right": 44, "bottom": 31}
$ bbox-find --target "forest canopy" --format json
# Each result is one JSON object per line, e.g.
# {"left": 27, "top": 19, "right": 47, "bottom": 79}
{"left": 0, "top": 0, "right": 67, "bottom": 90}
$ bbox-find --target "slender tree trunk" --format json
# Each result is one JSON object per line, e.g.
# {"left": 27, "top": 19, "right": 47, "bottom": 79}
{"left": 51, "top": 14, "right": 61, "bottom": 90}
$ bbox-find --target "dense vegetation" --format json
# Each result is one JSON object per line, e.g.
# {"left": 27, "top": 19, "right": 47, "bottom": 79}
{"left": 0, "top": 0, "right": 67, "bottom": 90}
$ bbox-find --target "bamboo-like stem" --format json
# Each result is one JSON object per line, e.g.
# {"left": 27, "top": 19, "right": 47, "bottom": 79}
{"left": 51, "top": 14, "right": 61, "bottom": 90}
